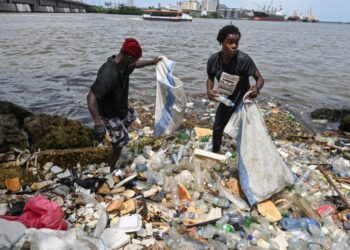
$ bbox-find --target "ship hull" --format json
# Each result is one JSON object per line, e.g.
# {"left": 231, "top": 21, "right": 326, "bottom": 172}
{"left": 253, "top": 11, "right": 285, "bottom": 21}
{"left": 143, "top": 16, "right": 192, "bottom": 22}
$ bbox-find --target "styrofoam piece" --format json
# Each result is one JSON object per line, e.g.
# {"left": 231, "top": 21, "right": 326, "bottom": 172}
{"left": 113, "top": 214, "right": 142, "bottom": 233}
{"left": 100, "top": 228, "right": 130, "bottom": 250}
{"left": 194, "top": 148, "right": 226, "bottom": 162}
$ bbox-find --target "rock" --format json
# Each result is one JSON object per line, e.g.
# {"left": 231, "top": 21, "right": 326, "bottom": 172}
{"left": 311, "top": 108, "right": 350, "bottom": 121}
{"left": 98, "top": 183, "right": 111, "bottom": 194}
{"left": 107, "top": 200, "right": 123, "bottom": 212}
{"left": 0, "top": 114, "right": 28, "bottom": 153}
{"left": 339, "top": 115, "right": 350, "bottom": 132}
{"left": 31, "top": 180, "right": 53, "bottom": 191}
{"left": 121, "top": 190, "right": 136, "bottom": 199}
{"left": 257, "top": 200, "right": 282, "bottom": 222}
{"left": 120, "top": 199, "right": 136, "bottom": 216}
{"left": 23, "top": 114, "right": 94, "bottom": 150}
{"left": 0, "top": 101, "right": 33, "bottom": 126}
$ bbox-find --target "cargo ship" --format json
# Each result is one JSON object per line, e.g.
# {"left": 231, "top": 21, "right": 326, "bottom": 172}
{"left": 252, "top": 6, "right": 285, "bottom": 21}
{"left": 287, "top": 9, "right": 319, "bottom": 22}
{"left": 143, "top": 9, "right": 192, "bottom": 22}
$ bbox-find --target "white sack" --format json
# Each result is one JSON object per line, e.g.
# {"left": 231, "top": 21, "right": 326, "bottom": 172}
{"left": 226, "top": 94, "right": 294, "bottom": 206}
{"left": 25, "top": 228, "right": 109, "bottom": 250}
{"left": 154, "top": 56, "right": 186, "bottom": 137}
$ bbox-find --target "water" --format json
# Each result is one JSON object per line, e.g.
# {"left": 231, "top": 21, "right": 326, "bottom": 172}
{"left": 0, "top": 13, "right": 349, "bottom": 127}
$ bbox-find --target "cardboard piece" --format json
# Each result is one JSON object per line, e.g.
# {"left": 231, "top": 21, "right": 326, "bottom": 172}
{"left": 184, "top": 207, "right": 222, "bottom": 227}
{"left": 257, "top": 200, "right": 282, "bottom": 222}
{"left": 194, "top": 127, "right": 212, "bottom": 139}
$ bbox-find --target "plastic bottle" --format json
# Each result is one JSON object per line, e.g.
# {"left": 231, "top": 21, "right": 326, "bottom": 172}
{"left": 236, "top": 238, "right": 248, "bottom": 250}
{"left": 208, "top": 239, "right": 228, "bottom": 250}
{"left": 194, "top": 160, "right": 203, "bottom": 192}
{"left": 225, "top": 211, "right": 243, "bottom": 225}
{"left": 219, "top": 186, "right": 249, "bottom": 210}
{"left": 135, "top": 163, "right": 148, "bottom": 173}
{"left": 167, "top": 227, "right": 209, "bottom": 250}
{"left": 177, "top": 145, "right": 186, "bottom": 162}
{"left": 170, "top": 179, "right": 180, "bottom": 208}
{"left": 215, "top": 94, "right": 235, "bottom": 107}
{"left": 164, "top": 234, "right": 177, "bottom": 250}
{"left": 198, "top": 225, "right": 216, "bottom": 239}
{"left": 202, "top": 193, "right": 231, "bottom": 208}
{"left": 281, "top": 217, "right": 319, "bottom": 231}
{"left": 216, "top": 214, "right": 230, "bottom": 228}
{"left": 146, "top": 170, "right": 163, "bottom": 187}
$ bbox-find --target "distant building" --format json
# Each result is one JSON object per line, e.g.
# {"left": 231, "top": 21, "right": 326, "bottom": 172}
{"left": 201, "top": 0, "right": 218, "bottom": 12}
{"left": 217, "top": 7, "right": 254, "bottom": 19}
{"left": 178, "top": 0, "right": 200, "bottom": 11}
{"left": 126, "top": 0, "right": 134, "bottom": 7}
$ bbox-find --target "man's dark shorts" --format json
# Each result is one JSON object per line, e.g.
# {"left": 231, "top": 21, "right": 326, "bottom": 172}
{"left": 102, "top": 108, "right": 136, "bottom": 149}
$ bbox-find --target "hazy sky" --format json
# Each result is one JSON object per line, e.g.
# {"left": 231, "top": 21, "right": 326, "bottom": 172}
{"left": 125, "top": 0, "right": 348, "bottom": 22}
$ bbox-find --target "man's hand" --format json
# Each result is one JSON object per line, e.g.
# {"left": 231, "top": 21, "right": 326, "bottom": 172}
{"left": 94, "top": 124, "right": 106, "bottom": 142}
{"left": 248, "top": 86, "right": 259, "bottom": 98}
{"left": 152, "top": 57, "right": 162, "bottom": 65}
{"left": 207, "top": 89, "right": 219, "bottom": 101}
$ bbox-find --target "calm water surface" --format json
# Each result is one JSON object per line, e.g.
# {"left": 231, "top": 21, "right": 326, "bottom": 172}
{"left": 0, "top": 13, "right": 349, "bottom": 127}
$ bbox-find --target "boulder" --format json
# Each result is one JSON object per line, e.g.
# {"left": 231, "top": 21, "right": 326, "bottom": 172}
{"left": 339, "top": 115, "right": 350, "bottom": 132}
{"left": 24, "top": 114, "right": 94, "bottom": 150}
{"left": 0, "top": 101, "right": 33, "bottom": 126}
{"left": 311, "top": 108, "right": 350, "bottom": 121}
{"left": 0, "top": 114, "right": 28, "bottom": 153}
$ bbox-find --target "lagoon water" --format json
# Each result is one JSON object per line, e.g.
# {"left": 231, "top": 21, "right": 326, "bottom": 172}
{"left": 0, "top": 13, "right": 349, "bottom": 127}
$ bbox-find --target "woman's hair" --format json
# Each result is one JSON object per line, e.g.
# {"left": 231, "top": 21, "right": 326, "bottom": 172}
{"left": 217, "top": 25, "right": 241, "bottom": 45}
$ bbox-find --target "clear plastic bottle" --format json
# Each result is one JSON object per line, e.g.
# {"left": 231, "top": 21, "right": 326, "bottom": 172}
{"left": 202, "top": 193, "right": 231, "bottom": 208}
{"left": 208, "top": 239, "right": 228, "bottom": 250}
{"left": 281, "top": 217, "right": 319, "bottom": 231}
{"left": 170, "top": 179, "right": 180, "bottom": 208}
{"left": 177, "top": 145, "right": 186, "bottom": 162}
{"left": 164, "top": 234, "right": 177, "bottom": 250}
{"left": 215, "top": 94, "right": 235, "bottom": 107}
{"left": 198, "top": 225, "right": 216, "bottom": 239}
{"left": 216, "top": 214, "right": 230, "bottom": 228}
{"left": 219, "top": 186, "right": 249, "bottom": 210}
{"left": 194, "top": 160, "right": 203, "bottom": 192}
{"left": 236, "top": 238, "right": 248, "bottom": 250}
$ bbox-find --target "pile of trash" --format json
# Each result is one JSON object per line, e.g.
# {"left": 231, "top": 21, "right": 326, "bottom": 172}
{"left": 1, "top": 98, "right": 350, "bottom": 250}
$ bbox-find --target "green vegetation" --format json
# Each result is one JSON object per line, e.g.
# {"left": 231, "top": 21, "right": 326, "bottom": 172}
{"left": 87, "top": 4, "right": 143, "bottom": 15}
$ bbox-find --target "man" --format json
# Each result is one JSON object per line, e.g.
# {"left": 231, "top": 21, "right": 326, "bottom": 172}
{"left": 206, "top": 25, "right": 264, "bottom": 153}
{"left": 87, "top": 38, "right": 160, "bottom": 170}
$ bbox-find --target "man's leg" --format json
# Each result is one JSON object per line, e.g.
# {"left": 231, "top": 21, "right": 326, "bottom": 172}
{"left": 108, "top": 147, "right": 122, "bottom": 170}
{"left": 212, "top": 104, "right": 235, "bottom": 153}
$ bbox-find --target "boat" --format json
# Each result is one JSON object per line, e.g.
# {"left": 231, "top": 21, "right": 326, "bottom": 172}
{"left": 252, "top": 6, "right": 285, "bottom": 21}
{"left": 143, "top": 9, "right": 192, "bottom": 22}
{"left": 287, "top": 9, "right": 319, "bottom": 22}
{"left": 301, "top": 8, "right": 319, "bottom": 22}
{"left": 287, "top": 10, "right": 301, "bottom": 21}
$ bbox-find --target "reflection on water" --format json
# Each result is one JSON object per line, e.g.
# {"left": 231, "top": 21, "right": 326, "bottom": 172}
{"left": 0, "top": 14, "right": 349, "bottom": 127}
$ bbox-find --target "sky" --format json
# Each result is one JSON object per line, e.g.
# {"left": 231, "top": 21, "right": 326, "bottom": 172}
{"left": 112, "top": 0, "right": 349, "bottom": 22}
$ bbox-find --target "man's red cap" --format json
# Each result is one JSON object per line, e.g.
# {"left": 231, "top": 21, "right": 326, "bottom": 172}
{"left": 122, "top": 38, "right": 142, "bottom": 59}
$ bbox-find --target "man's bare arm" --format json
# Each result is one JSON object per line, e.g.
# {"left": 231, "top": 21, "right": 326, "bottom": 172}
{"left": 135, "top": 57, "right": 161, "bottom": 68}
{"left": 87, "top": 91, "right": 102, "bottom": 125}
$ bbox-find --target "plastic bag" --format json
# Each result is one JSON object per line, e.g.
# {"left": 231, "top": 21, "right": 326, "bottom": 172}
{"left": 0, "top": 195, "right": 67, "bottom": 230}
{"left": 0, "top": 219, "right": 27, "bottom": 249}
{"left": 236, "top": 93, "right": 294, "bottom": 206}
{"left": 154, "top": 56, "right": 186, "bottom": 137}
{"left": 224, "top": 109, "right": 241, "bottom": 143}
{"left": 26, "top": 228, "right": 108, "bottom": 250}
